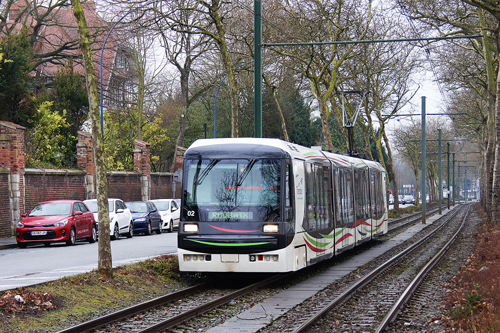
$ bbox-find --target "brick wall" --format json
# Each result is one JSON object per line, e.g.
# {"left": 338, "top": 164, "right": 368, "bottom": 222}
{"left": 107, "top": 172, "right": 143, "bottom": 202}
{"left": 151, "top": 173, "right": 180, "bottom": 199}
{"left": 0, "top": 171, "right": 11, "bottom": 238}
{"left": 0, "top": 126, "right": 183, "bottom": 237}
{"left": 24, "top": 169, "right": 86, "bottom": 212}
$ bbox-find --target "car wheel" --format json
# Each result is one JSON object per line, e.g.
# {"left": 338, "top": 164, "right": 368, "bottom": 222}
{"left": 111, "top": 223, "right": 119, "bottom": 240}
{"left": 168, "top": 220, "right": 173, "bottom": 233}
{"left": 87, "top": 225, "right": 97, "bottom": 243}
{"left": 18, "top": 243, "right": 27, "bottom": 249}
{"left": 66, "top": 227, "right": 76, "bottom": 246}
{"left": 126, "top": 222, "right": 133, "bottom": 238}
{"left": 145, "top": 221, "right": 152, "bottom": 235}
{"left": 156, "top": 221, "right": 162, "bottom": 234}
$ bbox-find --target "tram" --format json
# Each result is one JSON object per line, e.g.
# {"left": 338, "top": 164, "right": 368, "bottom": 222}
{"left": 177, "top": 138, "right": 388, "bottom": 273}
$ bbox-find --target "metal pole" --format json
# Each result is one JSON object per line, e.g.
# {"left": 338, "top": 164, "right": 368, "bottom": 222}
{"left": 458, "top": 161, "right": 461, "bottom": 204}
{"left": 452, "top": 153, "right": 455, "bottom": 206}
{"left": 421, "top": 96, "right": 426, "bottom": 224}
{"left": 447, "top": 143, "right": 450, "bottom": 210}
{"left": 254, "top": 0, "right": 262, "bottom": 138}
{"left": 438, "top": 129, "right": 442, "bottom": 214}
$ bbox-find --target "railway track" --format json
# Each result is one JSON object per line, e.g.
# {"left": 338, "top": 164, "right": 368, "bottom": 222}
{"left": 282, "top": 204, "right": 470, "bottom": 333}
{"left": 57, "top": 204, "right": 454, "bottom": 333}
{"left": 57, "top": 274, "right": 286, "bottom": 333}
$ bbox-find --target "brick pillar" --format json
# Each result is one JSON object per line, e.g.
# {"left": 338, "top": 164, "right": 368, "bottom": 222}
{"left": 0, "top": 121, "right": 26, "bottom": 236}
{"left": 134, "top": 139, "right": 151, "bottom": 201}
{"left": 77, "top": 131, "right": 96, "bottom": 199}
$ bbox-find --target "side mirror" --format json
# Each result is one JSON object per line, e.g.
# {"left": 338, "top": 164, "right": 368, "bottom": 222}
{"left": 171, "top": 207, "right": 178, "bottom": 212}
{"left": 22, "top": 213, "right": 28, "bottom": 217}
{"left": 74, "top": 211, "right": 83, "bottom": 216}
{"left": 116, "top": 209, "right": 124, "bottom": 213}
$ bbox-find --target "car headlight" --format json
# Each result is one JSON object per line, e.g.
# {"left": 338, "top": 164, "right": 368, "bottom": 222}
{"left": 135, "top": 218, "right": 146, "bottom": 222}
{"left": 54, "top": 219, "right": 69, "bottom": 227}
{"left": 17, "top": 222, "right": 24, "bottom": 228}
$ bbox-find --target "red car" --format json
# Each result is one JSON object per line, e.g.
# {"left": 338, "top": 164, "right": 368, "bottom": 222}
{"left": 16, "top": 200, "right": 97, "bottom": 248}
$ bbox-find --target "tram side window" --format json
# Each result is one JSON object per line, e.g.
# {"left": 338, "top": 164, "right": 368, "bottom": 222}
{"left": 370, "top": 173, "right": 376, "bottom": 219}
{"left": 345, "top": 170, "right": 355, "bottom": 224}
{"left": 362, "top": 170, "right": 369, "bottom": 220}
{"left": 339, "top": 169, "right": 354, "bottom": 226}
{"left": 332, "top": 169, "right": 340, "bottom": 224}
{"left": 322, "top": 166, "right": 332, "bottom": 229}
{"left": 285, "top": 161, "right": 293, "bottom": 222}
{"left": 304, "top": 163, "right": 315, "bottom": 231}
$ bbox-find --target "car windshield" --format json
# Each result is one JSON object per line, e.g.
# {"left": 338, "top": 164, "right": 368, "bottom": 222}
{"left": 127, "top": 202, "right": 148, "bottom": 213}
{"left": 84, "top": 200, "right": 114, "bottom": 213}
{"left": 152, "top": 201, "right": 170, "bottom": 211}
{"left": 29, "top": 203, "right": 72, "bottom": 216}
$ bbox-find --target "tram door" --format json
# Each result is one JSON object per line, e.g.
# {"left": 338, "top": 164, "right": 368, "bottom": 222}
{"left": 338, "top": 169, "right": 355, "bottom": 250}
{"left": 303, "top": 163, "right": 333, "bottom": 262}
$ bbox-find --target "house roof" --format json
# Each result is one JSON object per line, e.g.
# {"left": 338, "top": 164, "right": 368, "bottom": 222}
{"left": 7, "top": 0, "right": 120, "bottom": 90}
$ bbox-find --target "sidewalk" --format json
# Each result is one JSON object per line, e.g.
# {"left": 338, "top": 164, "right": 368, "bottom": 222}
{"left": 0, "top": 237, "right": 18, "bottom": 250}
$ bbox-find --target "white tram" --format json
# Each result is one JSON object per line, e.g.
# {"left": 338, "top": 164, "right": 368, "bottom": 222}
{"left": 177, "top": 138, "right": 388, "bottom": 273}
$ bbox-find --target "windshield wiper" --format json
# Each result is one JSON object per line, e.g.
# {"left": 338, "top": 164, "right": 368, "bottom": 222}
{"left": 235, "top": 159, "right": 257, "bottom": 187}
{"left": 194, "top": 159, "right": 219, "bottom": 185}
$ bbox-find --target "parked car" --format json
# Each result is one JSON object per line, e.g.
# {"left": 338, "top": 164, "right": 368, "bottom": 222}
{"left": 404, "top": 195, "right": 415, "bottom": 205}
{"left": 125, "top": 201, "right": 162, "bottom": 235}
{"left": 151, "top": 199, "right": 181, "bottom": 232}
{"left": 16, "top": 200, "right": 97, "bottom": 248}
{"left": 388, "top": 194, "right": 394, "bottom": 205}
{"left": 399, "top": 195, "right": 405, "bottom": 205}
{"left": 83, "top": 199, "right": 134, "bottom": 240}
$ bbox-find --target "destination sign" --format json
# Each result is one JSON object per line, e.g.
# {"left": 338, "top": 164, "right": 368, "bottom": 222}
{"left": 209, "top": 212, "right": 254, "bottom": 220}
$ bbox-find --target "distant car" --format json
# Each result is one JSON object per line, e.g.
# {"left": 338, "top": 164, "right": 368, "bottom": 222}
{"left": 399, "top": 195, "right": 406, "bottom": 205}
{"left": 389, "top": 194, "right": 394, "bottom": 205}
{"left": 125, "top": 201, "right": 162, "bottom": 235}
{"left": 83, "top": 199, "right": 134, "bottom": 240}
{"left": 404, "top": 195, "right": 414, "bottom": 205}
{"left": 151, "top": 199, "right": 181, "bottom": 232}
{"left": 16, "top": 200, "right": 97, "bottom": 248}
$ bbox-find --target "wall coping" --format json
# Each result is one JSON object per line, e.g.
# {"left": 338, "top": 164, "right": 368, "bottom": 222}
{"left": 108, "top": 170, "right": 142, "bottom": 176}
{"left": 151, "top": 172, "right": 174, "bottom": 176}
{"left": 25, "top": 168, "right": 86, "bottom": 175}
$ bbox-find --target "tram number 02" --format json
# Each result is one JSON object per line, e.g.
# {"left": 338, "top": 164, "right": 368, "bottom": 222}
{"left": 187, "top": 211, "right": 195, "bottom": 217}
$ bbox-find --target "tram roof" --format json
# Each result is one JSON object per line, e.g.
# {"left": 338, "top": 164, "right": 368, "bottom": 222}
{"left": 185, "top": 138, "right": 384, "bottom": 172}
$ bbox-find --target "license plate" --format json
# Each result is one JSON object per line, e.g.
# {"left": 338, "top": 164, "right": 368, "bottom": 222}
{"left": 31, "top": 231, "right": 47, "bottom": 236}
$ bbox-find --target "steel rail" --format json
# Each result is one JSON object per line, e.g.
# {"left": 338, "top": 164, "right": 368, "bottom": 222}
{"left": 137, "top": 273, "right": 287, "bottom": 333}
{"left": 375, "top": 204, "right": 472, "bottom": 333}
{"left": 291, "top": 204, "right": 463, "bottom": 333}
{"left": 56, "top": 282, "right": 209, "bottom": 333}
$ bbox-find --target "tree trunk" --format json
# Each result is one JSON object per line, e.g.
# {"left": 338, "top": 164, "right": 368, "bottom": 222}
{"left": 71, "top": 0, "right": 112, "bottom": 277}
{"left": 263, "top": 74, "right": 289, "bottom": 141}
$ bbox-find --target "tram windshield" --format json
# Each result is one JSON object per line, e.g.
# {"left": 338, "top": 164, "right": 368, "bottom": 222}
{"left": 183, "top": 158, "right": 281, "bottom": 222}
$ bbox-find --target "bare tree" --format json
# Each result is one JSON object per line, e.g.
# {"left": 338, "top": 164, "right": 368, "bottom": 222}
{"left": 71, "top": 0, "right": 112, "bottom": 277}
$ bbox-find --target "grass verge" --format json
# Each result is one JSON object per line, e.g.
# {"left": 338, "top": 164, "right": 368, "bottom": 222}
{"left": 0, "top": 255, "right": 193, "bottom": 333}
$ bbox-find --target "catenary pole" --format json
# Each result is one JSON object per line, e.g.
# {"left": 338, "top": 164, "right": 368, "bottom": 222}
{"left": 254, "top": 1, "right": 262, "bottom": 138}
{"left": 421, "top": 97, "right": 426, "bottom": 224}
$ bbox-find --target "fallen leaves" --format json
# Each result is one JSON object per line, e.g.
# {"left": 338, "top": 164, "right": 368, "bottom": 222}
{"left": 0, "top": 289, "right": 57, "bottom": 313}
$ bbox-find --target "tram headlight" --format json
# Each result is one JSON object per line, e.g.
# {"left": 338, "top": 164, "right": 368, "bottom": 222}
{"left": 263, "top": 224, "right": 279, "bottom": 233}
{"left": 184, "top": 223, "right": 199, "bottom": 233}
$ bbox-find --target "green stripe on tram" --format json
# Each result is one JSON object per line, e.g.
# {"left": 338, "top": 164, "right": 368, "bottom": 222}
{"left": 304, "top": 233, "right": 330, "bottom": 247}
{"left": 188, "top": 240, "right": 270, "bottom": 247}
